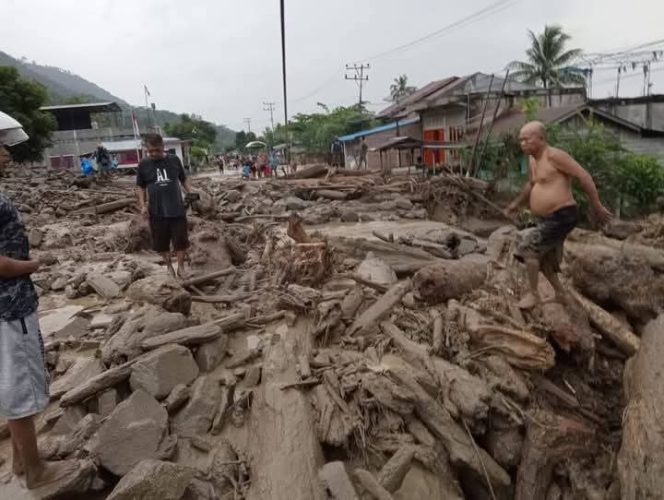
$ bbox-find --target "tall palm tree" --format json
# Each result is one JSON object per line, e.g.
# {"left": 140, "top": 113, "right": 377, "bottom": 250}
{"left": 509, "top": 25, "right": 585, "bottom": 105}
{"left": 389, "top": 74, "right": 417, "bottom": 103}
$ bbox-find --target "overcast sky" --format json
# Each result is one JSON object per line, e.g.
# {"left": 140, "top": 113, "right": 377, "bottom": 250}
{"left": 3, "top": 0, "right": 664, "bottom": 131}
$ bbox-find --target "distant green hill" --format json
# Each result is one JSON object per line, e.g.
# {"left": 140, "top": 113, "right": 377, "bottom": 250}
{"left": 0, "top": 51, "right": 236, "bottom": 149}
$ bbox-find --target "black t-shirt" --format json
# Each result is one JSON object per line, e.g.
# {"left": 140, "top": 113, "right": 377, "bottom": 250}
{"left": 136, "top": 155, "right": 187, "bottom": 218}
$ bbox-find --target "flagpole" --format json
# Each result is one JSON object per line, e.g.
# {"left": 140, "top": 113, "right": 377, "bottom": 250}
{"left": 132, "top": 108, "right": 141, "bottom": 165}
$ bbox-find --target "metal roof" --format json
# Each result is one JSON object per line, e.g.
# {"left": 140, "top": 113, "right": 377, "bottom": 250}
{"left": 337, "top": 117, "right": 420, "bottom": 142}
{"left": 101, "top": 137, "right": 188, "bottom": 152}
{"left": 468, "top": 103, "right": 646, "bottom": 138}
{"left": 40, "top": 102, "right": 122, "bottom": 113}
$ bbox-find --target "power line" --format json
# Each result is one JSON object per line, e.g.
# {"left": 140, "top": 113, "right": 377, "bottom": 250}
{"left": 354, "top": 0, "right": 519, "bottom": 63}
{"left": 243, "top": 117, "right": 252, "bottom": 133}
{"left": 291, "top": 0, "right": 519, "bottom": 104}
{"left": 345, "top": 63, "right": 370, "bottom": 106}
{"left": 263, "top": 101, "right": 276, "bottom": 130}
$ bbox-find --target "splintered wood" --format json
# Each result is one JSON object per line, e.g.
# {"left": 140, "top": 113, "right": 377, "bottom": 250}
{"left": 276, "top": 212, "right": 330, "bottom": 286}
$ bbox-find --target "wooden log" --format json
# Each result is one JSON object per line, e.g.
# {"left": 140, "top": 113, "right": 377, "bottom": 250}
{"left": 298, "top": 354, "right": 312, "bottom": 379}
{"left": 289, "top": 164, "right": 328, "bottom": 179}
{"left": 316, "top": 190, "right": 348, "bottom": 201}
{"left": 341, "top": 286, "right": 364, "bottom": 320}
{"left": 191, "top": 292, "right": 252, "bottom": 303}
{"left": 181, "top": 267, "right": 236, "bottom": 288}
{"left": 381, "top": 321, "right": 491, "bottom": 420}
{"left": 348, "top": 274, "right": 388, "bottom": 293}
{"left": 319, "top": 462, "right": 359, "bottom": 500}
{"left": 618, "top": 314, "right": 664, "bottom": 500}
{"left": 349, "top": 280, "right": 412, "bottom": 335}
{"left": 246, "top": 317, "right": 326, "bottom": 500}
{"left": 72, "top": 197, "right": 134, "bottom": 215}
{"left": 384, "top": 361, "right": 510, "bottom": 491}
{"left": 412, "top": 259, "right": 487, "bottom": 304}
{"left": 141, "top": 323, "right": 222, "bottom": 350}
{"left": 398, "top": 236, "right": 452, "bottom": 259}
{"left": 568, "top": 229, "right": 664, "bottom": 271}
{"left": 353, "top": 469, "right": 394, "bottom": 500}
{"left": 60, "top": 361, "right": 134, "bottom": 407}
{"left": 377, "top": 446, "right": 416, "bottom": 493}
{"left": 569, "top": 288, "right": 640, "bottom": 356}
{"left": 430, "top": 309, "right": 443, "bottom": 355}
{"left": 566, "top": 241, "right": 664, "bottom": 319}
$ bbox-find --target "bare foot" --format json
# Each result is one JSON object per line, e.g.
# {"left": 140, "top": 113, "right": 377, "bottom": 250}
{"left": 26, "top": 460, "right": 78, "bottom": 490}
{"left": 517, "top": 292, "right": 540, "bottom": 310}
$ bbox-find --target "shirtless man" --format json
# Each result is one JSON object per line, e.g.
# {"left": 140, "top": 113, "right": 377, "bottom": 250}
{"left": 505, "top": 121, "right": 612, "bottom": 309}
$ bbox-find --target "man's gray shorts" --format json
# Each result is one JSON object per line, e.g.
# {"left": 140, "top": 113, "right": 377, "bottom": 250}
{"left": 0, "top": 312, "right": 49, "bottom": 419}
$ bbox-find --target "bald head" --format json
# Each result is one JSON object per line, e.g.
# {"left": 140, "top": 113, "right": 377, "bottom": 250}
{"left": 519, "top": 121, "right": 548, "bottom": 156}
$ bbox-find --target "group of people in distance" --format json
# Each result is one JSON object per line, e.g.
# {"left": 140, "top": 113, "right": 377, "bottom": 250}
{"left": 213, "top": 150, "right": 283, "bottom": 179}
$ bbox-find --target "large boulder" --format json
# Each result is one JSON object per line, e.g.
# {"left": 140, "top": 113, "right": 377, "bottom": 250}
{"left": 50, "top": 357, "right": 103, "bottom": 398}
{"left": 129, "top": 345, "right": 199, "bottom": 399}
{"left": 171, "top": 376, "right": 221, "bottom": 438}
{"left": 93, "top": 389, "right": 175, "bottom": 476}
{"left": 127, "top": 275, "right": 191, "bottom": 315}
{"left": 356, "top": 252, "right": 398, "bottom": 287}
{"left": 101, "top": 307, "right": 188, "bottom": 365}
{"left": 106, "top": 459, "right": 194, "bottom": 500}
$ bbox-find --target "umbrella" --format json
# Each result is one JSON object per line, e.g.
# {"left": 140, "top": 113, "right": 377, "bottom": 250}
{"left": 245, "top": 141, "right": 267, "bottom": 149}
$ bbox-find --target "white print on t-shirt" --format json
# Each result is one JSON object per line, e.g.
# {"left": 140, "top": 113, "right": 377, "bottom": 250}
{"left": 156, "top": 168, "right": 170, "bottom": 183}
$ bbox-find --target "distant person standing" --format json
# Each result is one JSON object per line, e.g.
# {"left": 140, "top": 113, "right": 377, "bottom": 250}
{"left": 268, "top": 149, "right": 279, "bottom": 178}
{"left": 93, "top": 143, "right": 112, "bottom": 178}
{"left": 358, "top": 136, "right": 368, "bottom": 169}
{"left": 136, "top": 133, "right": 194, "bottom": 279}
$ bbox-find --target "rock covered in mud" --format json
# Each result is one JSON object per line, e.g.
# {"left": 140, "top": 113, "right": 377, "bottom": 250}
{"left": 356, "top": 252, "right": 398, "bottom": 287}
{"left": 129, "top": 344, "right": 199, "bottom": 399}
{"left": 106, "top": 459, "right": 195, "bottom": 500}
{"left": 170, "top": 376, "right": 221, "bottom": 438}
{"left": 93, "top": 389, "right": 175, "bottom": 476}
{"left": 127, "top": 275, "right": 192, "bottom": 315}
{"left": 101, "top": 307, "right": 188, "bottom": 365}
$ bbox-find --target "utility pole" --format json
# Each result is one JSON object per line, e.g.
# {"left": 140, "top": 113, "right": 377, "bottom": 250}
{"left": 263, "top": 102, "right": 276, "bottom": 131}
{"left": 243, "top": 118, "right": 252, "bottom": 134}
{"left": 345, "top": 63, "right": 370, "bottom": 106}
{"left": 280, "top": 0, "right": 289, "bottom": 163}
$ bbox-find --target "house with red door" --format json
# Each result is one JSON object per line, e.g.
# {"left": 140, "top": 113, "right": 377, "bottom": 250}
{"left": 377, "top": 72, "right": 586, "bottom": 168}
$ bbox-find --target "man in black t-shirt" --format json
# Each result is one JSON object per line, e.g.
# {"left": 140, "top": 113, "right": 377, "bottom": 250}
{"left": 136, "top": 133, "right": 194, "bottom": 278}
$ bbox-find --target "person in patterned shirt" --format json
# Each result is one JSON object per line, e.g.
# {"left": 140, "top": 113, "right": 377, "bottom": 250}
{"left": 0, "top": 156, "right": 76, "bottom": 488}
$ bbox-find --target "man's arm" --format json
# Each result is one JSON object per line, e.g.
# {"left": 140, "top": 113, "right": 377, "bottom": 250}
{"left": 176, "top": 158, "right": 192, "bottom": 193}
{"left": 550, "top": 149, "right": 612, "bottom": 224}
{"left": 135, "top": 166, "right": 148, "bottom": 216}
{"left": 0, "top": 255, "right": 39, "bottom": 278}
{"left": 505, "top": 160, "right": 533, "bottom": 216}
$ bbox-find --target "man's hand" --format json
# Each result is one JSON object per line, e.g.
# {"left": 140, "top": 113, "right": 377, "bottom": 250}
{"left": 593, "top": 203, "right": 613, "bottom": 225}
{"left": 503, "top": 203, "right": 519, "bottom": 219}
{"left": 140, "top": 205, "right": 148, "bottom": 219}
{"left": 24, "top": 259, "right": 40, "bottom": 275}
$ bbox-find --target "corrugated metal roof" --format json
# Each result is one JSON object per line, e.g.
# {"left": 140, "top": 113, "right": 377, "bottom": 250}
{"left": 468, "top": 103, "right": 644, "bottom": 138}
{"left": 377, "top": 77, "right": 458, "bottom": 118}
{"left": 337, "top": 117, "right": 419, "bottom": 142}
{"left": 101, "top": 137, "right": 187, "bottom": 152}
{"left": 40, "top": 102, "right": 122, "bottom": 113}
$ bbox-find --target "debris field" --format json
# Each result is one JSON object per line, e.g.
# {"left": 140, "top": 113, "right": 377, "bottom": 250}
{"left": 0, "top": 164, "right": 662, "bottom": 500}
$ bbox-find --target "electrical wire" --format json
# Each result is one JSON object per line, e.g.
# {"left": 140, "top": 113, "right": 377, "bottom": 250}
{"left": 290, "top": 0, "right": 520, "bottom": 103}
